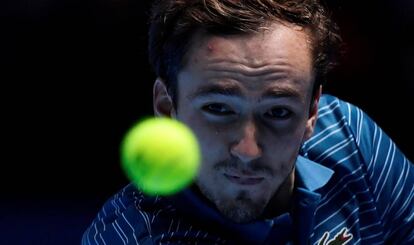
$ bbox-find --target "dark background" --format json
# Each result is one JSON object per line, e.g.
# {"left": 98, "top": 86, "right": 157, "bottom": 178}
{"left": 1, "top": 0, "right": 413, "bottom": 243}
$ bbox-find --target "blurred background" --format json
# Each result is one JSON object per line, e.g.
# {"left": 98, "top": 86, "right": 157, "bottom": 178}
{"left": 1, "top": 0, "right": 413, "bottom": 243}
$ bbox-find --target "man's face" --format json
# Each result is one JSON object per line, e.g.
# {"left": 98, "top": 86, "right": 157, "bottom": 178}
{"left": 154, "top": 22, "right": 319, "bottom": 223}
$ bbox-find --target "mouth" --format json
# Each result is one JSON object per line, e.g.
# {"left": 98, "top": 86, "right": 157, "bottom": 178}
{"left": 223, "top": 173, "right": 264, "bottom": 185}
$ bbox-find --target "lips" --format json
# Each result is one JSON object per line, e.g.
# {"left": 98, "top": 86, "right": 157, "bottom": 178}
{"left": 223, "top": 173, "right": 264, "bottom": 185}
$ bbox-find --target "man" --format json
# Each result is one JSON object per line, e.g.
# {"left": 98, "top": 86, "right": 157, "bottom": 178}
{"left": 83, "top": 0, "right": 414, "bottom": 244}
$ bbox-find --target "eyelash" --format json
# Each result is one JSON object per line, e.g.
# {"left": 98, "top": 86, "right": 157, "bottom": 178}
{"left": 202, "top": 103, "right": 292, "bottom": 120}
{"left": 202, "top": 103, "right": 235, "bottom": 115}
{"left": 264, "top": 107, "right": 292, "bottom": 119}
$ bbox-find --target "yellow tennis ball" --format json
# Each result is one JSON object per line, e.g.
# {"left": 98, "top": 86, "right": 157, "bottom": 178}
{"left": 121, "top": 117, "right": 200, "bottom": 196}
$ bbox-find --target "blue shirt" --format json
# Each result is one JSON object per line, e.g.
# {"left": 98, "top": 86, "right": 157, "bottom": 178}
{"left": 82, "top": 95, "right": 414, "bottom": 244}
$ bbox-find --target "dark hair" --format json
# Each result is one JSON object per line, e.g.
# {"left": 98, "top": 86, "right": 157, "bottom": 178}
{"left": 148, "top": 0, "right": 342, "bottom": 104}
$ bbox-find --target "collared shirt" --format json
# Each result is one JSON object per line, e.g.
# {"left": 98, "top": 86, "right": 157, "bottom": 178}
{"left": 82, "top": 95, "right": 414, "bottom": 244}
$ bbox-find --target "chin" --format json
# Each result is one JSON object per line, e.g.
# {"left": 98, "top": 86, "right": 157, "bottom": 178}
{"left": 202, "top": 186, "right": 268, "bottom": 223}
{"left": 217, "top": 192, "right": 267, "bottom": 223}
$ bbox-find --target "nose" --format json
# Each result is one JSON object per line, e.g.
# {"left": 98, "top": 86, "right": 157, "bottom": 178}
{"left": 230, "top": 121, "right": 262, "bottom": 163}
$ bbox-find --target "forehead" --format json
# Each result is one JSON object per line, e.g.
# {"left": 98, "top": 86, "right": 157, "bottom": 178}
{"left": 182, "top": 22, "right": 314, "bottom": 76}
{"left": 177, "top": 22, "right": 315, "bottom": 103}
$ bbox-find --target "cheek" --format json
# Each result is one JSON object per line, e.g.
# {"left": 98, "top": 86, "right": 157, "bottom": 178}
{"left": 265, "top": 119, "right": 306, "bottom": 145}
{"left": 262, "top": 124, "right": 306, "bottom": 163}
{"left": 179, "top": 114, "right": 228, "bottom": 165}
{"left": 198, "top": 128, "right": 227, "bottom": 167}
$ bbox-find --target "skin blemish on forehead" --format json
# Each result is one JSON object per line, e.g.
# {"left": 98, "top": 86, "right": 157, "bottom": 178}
{"left": 207, "top": 43, "right": 216, "bottom": 54}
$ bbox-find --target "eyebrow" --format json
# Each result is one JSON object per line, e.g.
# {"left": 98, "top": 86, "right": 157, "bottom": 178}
{"left": 262, "top": 87, "right": 301, "bottom": 99}
{"left": 188, "top": 84, "right": 243, "bottom": 99}
{"left": 188, "top": 83, "right": 301, "bottom": 100}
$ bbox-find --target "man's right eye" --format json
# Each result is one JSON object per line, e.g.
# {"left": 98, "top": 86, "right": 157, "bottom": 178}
{"left": 202, "top": 103, "right": 234, "bottom": 116}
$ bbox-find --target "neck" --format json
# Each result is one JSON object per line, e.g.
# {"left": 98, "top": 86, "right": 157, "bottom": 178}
{"left": 262, "top": 168, "right": 295, "bottom": 218}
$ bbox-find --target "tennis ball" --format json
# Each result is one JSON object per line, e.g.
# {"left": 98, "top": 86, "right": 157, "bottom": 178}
{"left": 121, "top": 117, "right": 200, "bottom": 196}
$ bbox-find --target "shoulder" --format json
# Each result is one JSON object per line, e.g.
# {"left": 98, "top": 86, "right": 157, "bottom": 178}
{"left": 303, "top": 94, "right": 366, "bottom": 171}
{"left": 82, "top": 184, "right": 176, "bottom": 245}
{"left": 82, "top": 185, "right": 227, "bottom": 245}
{"left": 316, "top": 94, "right": 368, "bottom": 134}
{"left": 307, "top": 95, "right": 414, "bottom": 243}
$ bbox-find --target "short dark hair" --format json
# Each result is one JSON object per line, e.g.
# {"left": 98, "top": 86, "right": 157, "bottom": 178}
{"left": 148, "top": 0, "right": 342, "bottom": 104}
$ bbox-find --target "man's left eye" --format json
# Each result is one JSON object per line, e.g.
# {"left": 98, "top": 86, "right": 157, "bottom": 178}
{"left": 264, "top": 108, "right": 292, "bottom": 119}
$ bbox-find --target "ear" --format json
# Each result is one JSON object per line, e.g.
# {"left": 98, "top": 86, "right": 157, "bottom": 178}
{"left": 153, "top": 78, "right": 176, "bottom": 118}
{"left": 303, "top": 85, "right": 322, "bottom": 141}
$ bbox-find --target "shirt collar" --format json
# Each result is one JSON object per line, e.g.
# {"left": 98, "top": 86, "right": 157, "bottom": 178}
{"left": 295, "top": 155, "right": 334, "bottom": 192}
